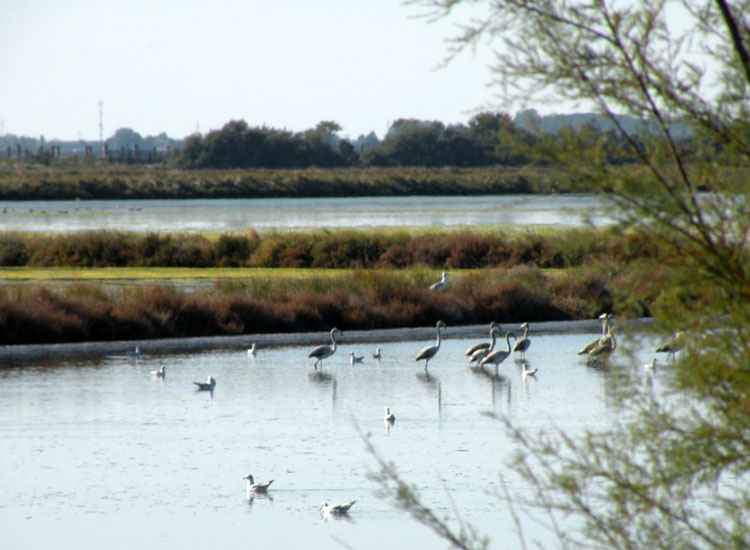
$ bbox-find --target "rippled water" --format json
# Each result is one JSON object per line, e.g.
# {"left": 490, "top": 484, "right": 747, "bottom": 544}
{"left": 0, "top": 195, "right": 612, "bottom": 234}
{"left": 1, "top": 329, "right": 663, "bottom": 549}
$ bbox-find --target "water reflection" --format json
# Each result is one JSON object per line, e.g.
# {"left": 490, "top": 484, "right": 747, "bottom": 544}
{"left": 0, "top": 329, "right": 665, "bottom": 550}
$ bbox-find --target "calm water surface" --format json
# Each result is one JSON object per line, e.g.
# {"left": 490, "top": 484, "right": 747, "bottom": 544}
{"left": 0, "top": 195, "right": 612, "bottom": 233}
{"left": 1, "top": 329, "right": 664, "bottom": 550}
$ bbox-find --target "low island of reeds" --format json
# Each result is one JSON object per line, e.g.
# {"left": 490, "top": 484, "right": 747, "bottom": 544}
{"left": 0, "top": 227, "right": 674, "bottom": 346}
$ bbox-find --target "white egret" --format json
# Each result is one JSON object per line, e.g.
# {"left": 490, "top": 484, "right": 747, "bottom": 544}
{"left": 415, "top": 320, "right": 447, "bottom": 371}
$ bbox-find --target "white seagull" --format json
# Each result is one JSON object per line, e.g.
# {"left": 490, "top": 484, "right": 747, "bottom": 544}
{"left": 372, "top": 348, "right": 382, "bottom": 360}
{"left": 150, "top": 365, "right": 166, "bottom": 378}
{"left": 349, "top": 352, "right": 365, "bottom": 365}
{"left": 247, "top": 343, "right": 257, "bottom": 358}
{"left": 194, "top": 375, "right": 216, "bottom": 391}
{"left": 243, "top": 474, "right": 274, "bottom": 495}
{"left": 384, "top": 407, "right": 395, "bottom": 423}
{"left": 320, "top": 500, "right": 357, "bottom": 516}
{"left": 415, "top": 320, "right": 447, "bottom": 371}
{"left": 429, "top": 272, "right": 448, "bottom": 290}
{"left": 308, "top": 328, "right": 343, "bottom": 369}
{"left": 522, "top": 362, "right": 538, "bottom": 377}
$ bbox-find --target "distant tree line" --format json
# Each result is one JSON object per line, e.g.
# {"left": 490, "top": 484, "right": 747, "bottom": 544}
{"left": 174, "top": 111, "right": 702, "bottom": 169}
{"left": 2, "top": 109, "right": 707, "bottom": 169}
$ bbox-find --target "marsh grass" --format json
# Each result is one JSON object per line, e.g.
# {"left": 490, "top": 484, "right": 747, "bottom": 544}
{"left": 0, "top": 264, "right": 642, "bottom": 345}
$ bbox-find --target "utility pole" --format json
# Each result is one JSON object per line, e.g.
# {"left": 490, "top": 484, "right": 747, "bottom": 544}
{"left": 98, "top": 101, "right": 104, "bottom": 144}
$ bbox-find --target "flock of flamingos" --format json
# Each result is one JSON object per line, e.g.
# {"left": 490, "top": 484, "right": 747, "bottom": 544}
{"left": 147, "top": 271, "right": 684, "bottom": 518}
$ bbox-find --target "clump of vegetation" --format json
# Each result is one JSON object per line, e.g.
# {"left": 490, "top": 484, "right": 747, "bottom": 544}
{"left": 0, "top": 227, "right": 660, "bottom": 270}
{"left": 0, "top": 266, "right": 627, "bottom": 346}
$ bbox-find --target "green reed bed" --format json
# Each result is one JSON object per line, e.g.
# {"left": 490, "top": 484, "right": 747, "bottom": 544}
{"left": 0, "top": 165, "right": 568, "bottom": 200}
{"left": 0, "top": 227, "right": 658, "bottom": 269}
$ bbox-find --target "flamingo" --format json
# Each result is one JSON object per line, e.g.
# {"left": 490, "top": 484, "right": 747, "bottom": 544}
{"left": 656, "top": 331, "right": 685, "bottom": 361}
{"left": 415, "top": 320, "right": 447, "bottom": 371}
{"left": 513, "top": 322, "right": 531, "bottom": 358}
{"left": 578, "top": 313, "right": 613, "bottom": 355}
{"left": 464, "top": 321, "right": 499, "bottom": 357}
{"left": 469, "top": 326, "right": 501, "bottom": 364}
{"left": 480, "top": 332, "right": 516, "bottom": 375}
{"left": 588, "top": 324, "right": 617, "bottom": 361}
{"left": 308, "top": 328, "right": 342, "bottom": 369}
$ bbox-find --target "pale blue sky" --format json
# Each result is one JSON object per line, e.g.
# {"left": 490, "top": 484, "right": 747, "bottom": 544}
{"left": 2, "top": 0, "right": 506, "bottom": 141}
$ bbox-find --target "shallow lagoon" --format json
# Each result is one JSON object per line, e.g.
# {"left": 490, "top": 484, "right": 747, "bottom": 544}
{"left": 1, "top": 328, "right": 663, "bottom": 550}
{"left": 0, "top": 194, "right": 611, "bottom": 234}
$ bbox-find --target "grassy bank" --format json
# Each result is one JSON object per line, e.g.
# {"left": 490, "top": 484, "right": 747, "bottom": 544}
{"left": 0, "top": 265, "right": 633, "bottom": 346}
{"left": 0, "top": 164, "right": 576, "bottom": 200}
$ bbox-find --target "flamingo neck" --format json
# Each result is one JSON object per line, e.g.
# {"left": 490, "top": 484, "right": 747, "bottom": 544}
{"left": 505, "top": 333, "right": 512, "bottom": 352}
{"left": 330, "top": 331, "right": 337, "bottom": 352}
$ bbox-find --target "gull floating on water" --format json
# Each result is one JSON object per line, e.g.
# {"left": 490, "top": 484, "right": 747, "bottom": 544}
{"left": 194, "top": 376, "right": 216, "bottom": 391}
{"left": 415, "top": 320, "right": 447, "bottom": 371}
{"left": 150, "top": 365, "right": 166, "bottom": 378}
{"left": 308, "top": 328, "right": 342, "bottom": 369}
{"left": 320, "top": 500, "right": 357, "bottom": 516}
{"left": 129, "top": 346, "right": 142, "bottom": 359}
{"left": 243, "top": 474, "right": 274, "bottom": 495}
{"left": 372, "top": 348, "right": 382, "bottom": 360}
{"left": 247, "top": 343, "right": 257, "bottom": 358}
{"left": 384, "top": 407, "right": 395, "bottom": 423}
{"left": 521, "top": 362, "right": 537, "bottom": 377}
{"left": 349, "top": 352, "right": 364, "bottom": 365}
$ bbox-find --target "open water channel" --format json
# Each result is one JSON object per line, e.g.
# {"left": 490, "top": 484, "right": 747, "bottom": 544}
{"left": 0, "top": 194, "right": 613, "bottom": 233}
